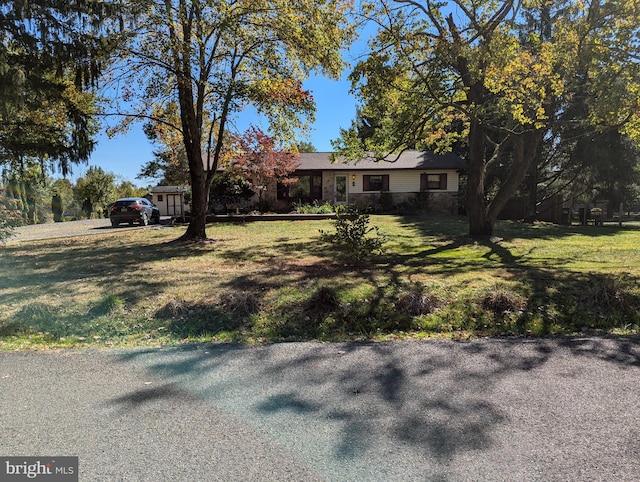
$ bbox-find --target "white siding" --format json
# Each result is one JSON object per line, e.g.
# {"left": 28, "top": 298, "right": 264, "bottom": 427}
{"left": 347, "top": 170, "right": 459, "bottom": 194}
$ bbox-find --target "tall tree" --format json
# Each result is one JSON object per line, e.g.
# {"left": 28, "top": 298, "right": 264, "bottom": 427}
{"left": 519, "top": 0, "right": 640, "bottom": 221}
{"left": 569, "top": 130, "right": 640, "bottom": 216}
{"left": 74, "top": 166, "right": 115, "bottom": 217}
{"left": 0, "top": 0, "right": 120, "bottom": 174}
{"left": 228, "top": 126, "right": 300, "bottom": 211}
{"left": 2, "top": 160, "right": 52, "bottom": 224}
{"left": 334, "top": 0, "right": 640, "bottom": 236}
{"left": 0, "top": 79, "right": 100, "bottom": 175}
{"left": 138, "top": 102, "right": 191, "bottom": 185}
{"left": 51, "top": 178, "right": 75, "bottom": 222}
{"left": 110, "top": 0, "right": 353, "bottom": 241}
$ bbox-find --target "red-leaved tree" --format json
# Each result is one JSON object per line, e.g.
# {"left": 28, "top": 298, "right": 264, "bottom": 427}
{"left": 229, "top": 127, "right": 300, "bottom": 211}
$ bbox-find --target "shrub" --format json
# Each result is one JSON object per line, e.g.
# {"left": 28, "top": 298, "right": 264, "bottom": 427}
{"left": 306, "top": 285, "right": 341, "bottom": 314}
{"left": 481, "top": 287, "right": 527, "bottom": 315}
{"left": 0, "top": 198, "right": 23, "bottom": 244}
{"left": 157, "top": 298, "right": 188, "bottom": 318}
{"left": 396, "top": 284, "right": 443, "bottom": 316}
{"left": 219, "top": 290, "right": 261, "bottom": 317}
{"left": 320, "top": 205, "right": 386, "bottom": 264}
{"left": 413, "top": 191, "right": 430, "bottom": 212}
{"left": 584, "top": 274, "right": 636, "bottom": 310}
{"left": 209, "top": 172, "right": 255, "bottom": 213}
{"left": 291, "top": 200, "right": 335, "bottom": 214}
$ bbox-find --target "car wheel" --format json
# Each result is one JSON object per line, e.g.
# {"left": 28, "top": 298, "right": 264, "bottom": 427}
{"left": 111, "top": 220, "right": 119, "bottom": 227}
{"left": 141, "top": 212, "right": 149, "bottom": 226}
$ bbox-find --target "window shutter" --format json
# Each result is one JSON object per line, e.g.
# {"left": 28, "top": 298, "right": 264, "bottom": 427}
{"left": 439, "top": 174, "right": 447, "bottom": 190}
{"left": 363, "top": 175, "right": 370, "bottom": 191}
{"left": 420, "top": 173, "right": 427, "bottom": 191}
{"left": 382, "top": 175, "right": 389, "bottom": 191}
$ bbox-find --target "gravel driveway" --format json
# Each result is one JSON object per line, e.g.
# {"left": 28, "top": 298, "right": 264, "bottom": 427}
{"left": 1, "top": 337, "right": 639, "bottom": 481}
{"left": 7, "top": 218, "right": 169, "bottom": 243}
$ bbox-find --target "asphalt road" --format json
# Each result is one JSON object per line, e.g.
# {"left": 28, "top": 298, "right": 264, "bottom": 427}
{"left": 1, "top": 337, "right": 639, "bottom": 481}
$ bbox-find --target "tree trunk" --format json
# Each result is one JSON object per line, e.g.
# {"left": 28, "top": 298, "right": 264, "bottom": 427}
{"left": 466, "top": 119, "right": 495, "bottom": 237}
{"left": 468, "top": 203, "right": 494, "bottom": 237}
{"left": 466, "top": 124, "right": 541, "bottom": 237}
{"left": 523, "top": 143, "right": 540, "bottom": 223}
{"left": 180, "top": 162, "right": 209, "bottom": 241}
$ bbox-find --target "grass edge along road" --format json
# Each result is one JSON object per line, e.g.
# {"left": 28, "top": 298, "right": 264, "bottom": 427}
{"left": 1, "top": 214, "right": 639, "bottom": 350}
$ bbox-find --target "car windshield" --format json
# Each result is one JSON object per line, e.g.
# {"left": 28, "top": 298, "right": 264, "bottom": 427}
{"left": 115, "top": 200, "right": 139, "bottom": 207}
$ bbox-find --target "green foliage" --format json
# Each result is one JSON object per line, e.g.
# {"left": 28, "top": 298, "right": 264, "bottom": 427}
{"left": 111, "top": 0, "right": 355, "bottom": 239}
{"left": 291, "top": 200, "right": 335, "bottom": 214}
{"left": 113, "top": 180, "right": 146, "bottom": 200}
{"left": 320, "top": 205, "right": 386, "bottom": 263}
{"left": 73, "top": 166, "right": 115, "bottom": 218}
{"left": 138, "top": 102, "right": 191, "bottom": 185}
{"left": 336, "top": 0, "right": 640, "bottom": 236}
{"left": 3, "top": 216, "right": 640, "bottom": 348}
{"left": 566, "top": 131, "right": 640, "bottom": 213}
{"left": 0, "top": 197, "right": 22, "bottom": 243}
{"left": 51, "top": 193, "right": 63, "bottom": 222}
{"left": 0, "top": 78, "right": 100, "bottom": 175}
{"left": 209, "top": 172, "right": 255, "bottom": 213}
{"left": 0, "top": 1, "right": 119, "bottom": 174}
{"left": 2, "top": 162, "right": 56, "bottom": 224}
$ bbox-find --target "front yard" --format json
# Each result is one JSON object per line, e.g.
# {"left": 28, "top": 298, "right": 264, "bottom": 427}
{"left": 1, "top": 214, "right": 639, "bottom": 349}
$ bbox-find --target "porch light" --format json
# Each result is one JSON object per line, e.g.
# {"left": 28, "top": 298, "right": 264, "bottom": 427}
{"left": 351, "top": 174, "right": 356, "bottom": 180}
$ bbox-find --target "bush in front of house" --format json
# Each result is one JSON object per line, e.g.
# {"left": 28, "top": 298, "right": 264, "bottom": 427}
{"left": 291, "top": 200, "right": 335, "bottom": 214}
{"left": 209, "top": 172, "right": 255, "bottom": 213}
{"left": 320, "top": 205, "right": 386, "bottom": 264}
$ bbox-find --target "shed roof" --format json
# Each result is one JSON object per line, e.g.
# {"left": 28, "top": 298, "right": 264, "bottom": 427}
{"left": 150, "top": 186, "right": 188, "bottom": 193}
{"left": 296, "top": 150, "right": 466, "bottom": 171}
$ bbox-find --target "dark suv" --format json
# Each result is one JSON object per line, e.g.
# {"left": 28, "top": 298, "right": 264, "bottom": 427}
{"left": 109, "top": 198, "right": 160, "bottom": 227}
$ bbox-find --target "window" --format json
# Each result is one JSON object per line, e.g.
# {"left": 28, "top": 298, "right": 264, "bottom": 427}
{"left": 157, "top": 195, "right": 164, "bottom": 202}
{"left": 363, "top": 174, "right": 389, "bottom": 191}
{"left": 278, "top": 172, "right": 322, "bottom": 201}
{"left": 420, "top": 173, "right": 447, "bottom": 190}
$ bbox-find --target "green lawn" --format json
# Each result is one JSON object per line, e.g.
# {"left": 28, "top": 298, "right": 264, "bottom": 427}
{"left": 1, "top": 214, "right": 639, "bottom": 350}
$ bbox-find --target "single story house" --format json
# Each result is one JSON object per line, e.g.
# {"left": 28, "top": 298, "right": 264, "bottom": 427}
{"left": 266, "top": 150, "right": 466, "bottom": 213}
{"left": 147, "top": 186, "right": 189, "bottom": 217}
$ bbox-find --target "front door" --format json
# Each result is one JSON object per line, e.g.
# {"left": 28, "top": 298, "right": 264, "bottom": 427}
{"left": 335, "top": 175, "right": 347, "bottom": 203}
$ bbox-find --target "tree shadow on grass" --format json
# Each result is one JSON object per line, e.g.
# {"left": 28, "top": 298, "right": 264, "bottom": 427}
{"left": 178, "top": 218, "right": 640, "bottom": 340}
{"left": 0, "top": 235, "right": 216, "bottom": 340}
{"left": 4, "top": 214, "right": 639, "bottom": 344}
{"left": 397, "top": 213, "right": 640, "bottom": 242}
{"left": 384, "top": 216, "right": 640, "bottom": 334}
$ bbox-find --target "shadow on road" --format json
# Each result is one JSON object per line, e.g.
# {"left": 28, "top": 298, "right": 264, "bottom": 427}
{"left": 113, "top": 336, "right": 639, "bottom": 479}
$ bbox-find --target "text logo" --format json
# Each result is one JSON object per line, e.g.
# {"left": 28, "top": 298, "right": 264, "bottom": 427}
{"left": 0, "top": 457, "right": 78, "bottom": 481}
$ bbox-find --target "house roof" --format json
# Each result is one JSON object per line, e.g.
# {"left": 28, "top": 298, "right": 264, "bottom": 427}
{"left": 150, "top": 186, "right": 188, "bottom": 193}
{"left": 296, "top": 150, "right": 466, "bottom": 171}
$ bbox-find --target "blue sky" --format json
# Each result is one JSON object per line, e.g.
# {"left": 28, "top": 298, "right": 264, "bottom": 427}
{"left": 77, "top": 74, "right": 358, "bottom": 187}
